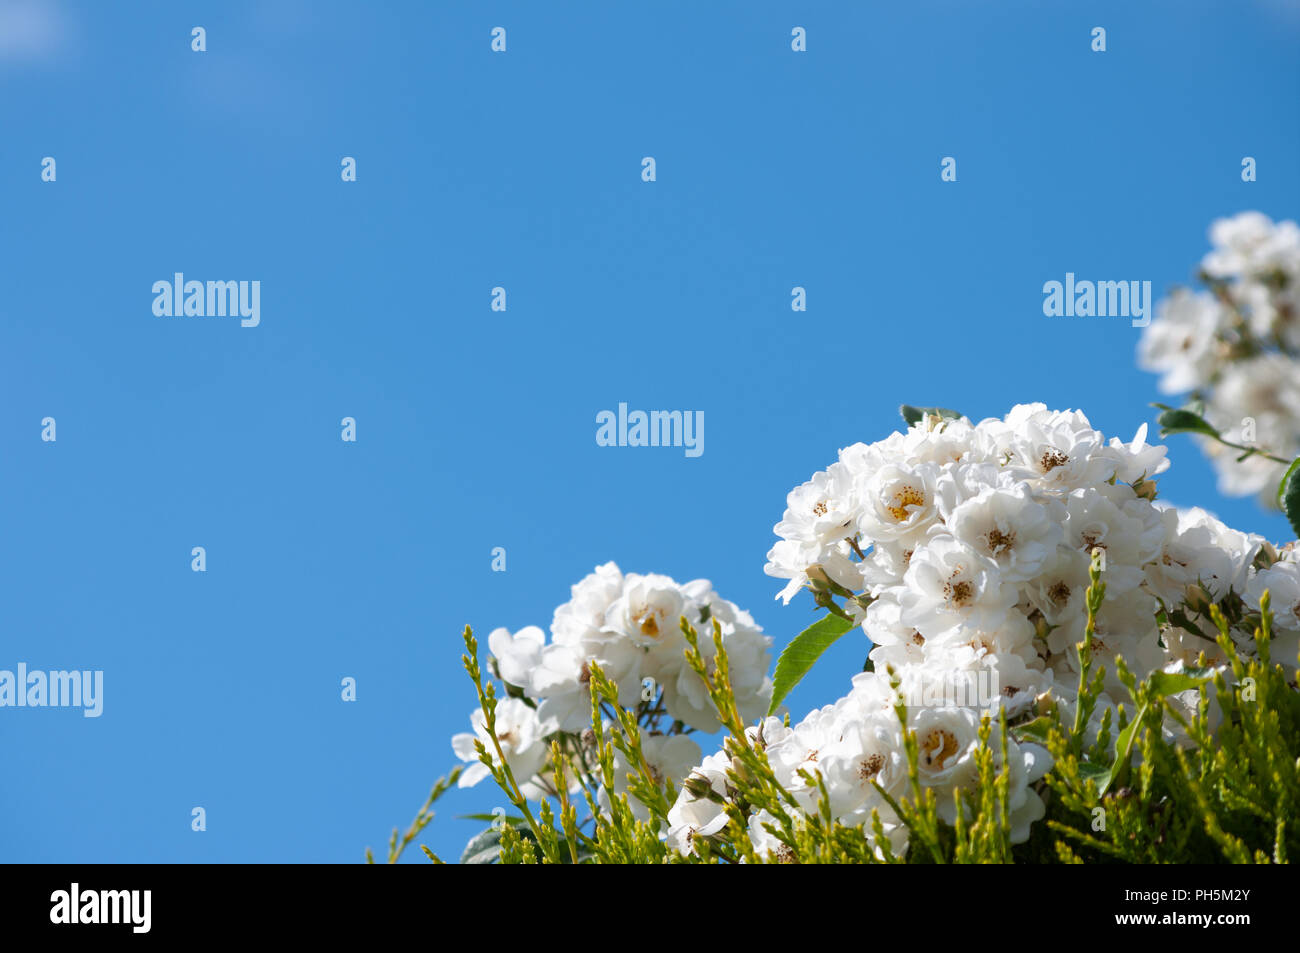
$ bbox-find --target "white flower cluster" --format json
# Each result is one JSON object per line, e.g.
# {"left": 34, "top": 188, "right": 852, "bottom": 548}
{"left": 667, "top": 404, "right": 1298, "bottom": 858}
{"left": 445, "top": 405, "right": 1300, "bottom": 860}
{"left": 453, "top": 563, "right": 773, "bottom": 800}
{"left": 1138, "top": 211, "right": 1300, "bottom": 501}
{"left": 666, "top": 680, "right": 1052, "bottom": 860}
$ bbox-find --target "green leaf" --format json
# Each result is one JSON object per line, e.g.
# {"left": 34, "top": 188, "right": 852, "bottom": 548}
{"left": 1167, "top": 608, "right": 1210, "bottom": 639}
{"left": 459, "top": 820, "right": 533, "bottom": 864}
{"left": 460, "top": 826, "right": 505, "bottom": 864}
{"left": 1089, "top": 669, "right": 1212, "bottom": 798}
{"left": 900, "top": 405, "right": 964, "bottom": 427}
{"left": 1098, "top": 704, "right": 1146, "bottom": 797}
{"left": 1011, "top": 716, "right": 1056, "bottom": 745}
{"left": 1279, "top": 457, "right": 1300, "bottom": 539}
{"left": 1156, "top": 408, "right": 1220, "bottom": 439}
{"left": 768, "top": 613, "right": 855, "bottom": 715}
{"left": 457, "top": 813, "right": 527, "bottom": 825}
{"left": 1077, "top": 761, "right": 1110, "bottom": 787}
{"left": 1146, "top": 668, "right": 1214, "bottom": 698}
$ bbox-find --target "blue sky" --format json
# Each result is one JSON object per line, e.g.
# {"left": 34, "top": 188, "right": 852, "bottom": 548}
{"left": 2, "top": 0, "right": 1297, "bottom": 863}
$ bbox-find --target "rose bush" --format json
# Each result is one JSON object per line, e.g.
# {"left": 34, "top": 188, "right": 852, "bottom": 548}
{"left": 1139, "top": 211, "right": 1300, "bottom": 505}
{"left": 374, "top": 403, "right": 1300, "bottom": 864}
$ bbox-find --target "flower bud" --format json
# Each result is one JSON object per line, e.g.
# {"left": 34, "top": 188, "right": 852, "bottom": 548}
{"left": 1130, "top": 477, "right": 1159, "bottom": 502}
{"left": 1184, "top": 583, "right": 1213, "bottom": 616}
{"left": 682, "top": 775, "right": 726, "bottom": 804}
{"left": 1030, "top": 611, "right": 1054, "bottom": 642}
{"left": 806, "top": 565, "right": 832, "bottom": 590}
{"left": 1254, "top": 541, "right": 1280, "bottom": 570}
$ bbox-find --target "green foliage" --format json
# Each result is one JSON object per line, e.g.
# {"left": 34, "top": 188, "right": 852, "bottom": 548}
{"left": 365, "top": 766, "right": 462, "bottom": 864}
{"left": 1279, "top": 457, "right": 1300, "bottom": 538}
{"left": 392, "top": 574, "right": 1300, "bottom": 863}
{"left": 767, "top": 613, "right": 854, "bottom": 715}
{"left": 1034, "top": 594, "right": 1300, "bottom": 864}
{"left": 1153, "top": 401, "right": 1291, "bottom": 474}
{"left": 899, "top": 405, "right": 963, "bottom": 427}
{"left": 1154, "top": 405, "right": 1220, "bottom": 439}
